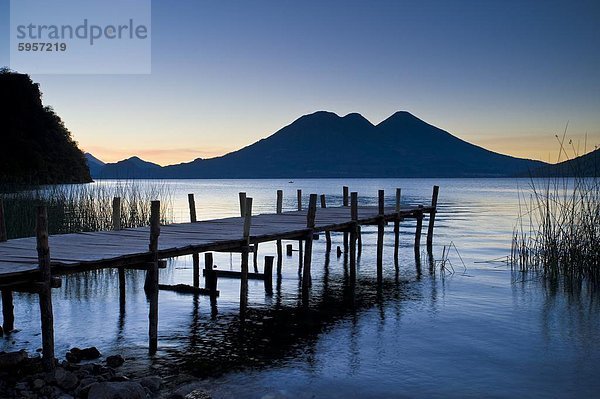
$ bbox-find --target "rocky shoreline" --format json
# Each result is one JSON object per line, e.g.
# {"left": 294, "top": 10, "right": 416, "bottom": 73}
{"left": 0, "top": 349, "right": 212, "bottom": 399}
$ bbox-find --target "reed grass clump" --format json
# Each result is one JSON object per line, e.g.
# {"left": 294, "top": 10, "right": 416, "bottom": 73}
{"left": 0, "top": 181, "right": 173, "bottom": 239}
{"left": 511, "top": 149, "right": 599, "bottom": 289}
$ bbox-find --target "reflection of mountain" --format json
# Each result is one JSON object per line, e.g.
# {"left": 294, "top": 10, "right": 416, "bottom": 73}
{"left": 90, "top": 111, "right": 547, "bottom": 179}
{"left": 0, "top": 71, "right": 91, "bottom": 184}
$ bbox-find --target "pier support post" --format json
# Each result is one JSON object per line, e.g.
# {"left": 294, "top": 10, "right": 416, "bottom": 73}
{"left": 36, "top": 206, "right": 55, "bottom": 371}
{"left": 286, "top": 244, "right": 293, "bottom": 256}
{"left": 343, "top": 186, "right": 349, "bottom": 253}
{"left": 302, "top": 194, "right": 317, "bottom": 297}
{"left": 297, "top": 189, "right": 303, "bottom": 272}
{"left": 415, "top": 206, "right": 424, "bottom": 250}
{"left": 113, "top": 198, "right": 126, "bottom": 305}
{"left": 320, "top": 194, "right": 332, "bottom": 252}
{"left": 349, "top": 192, "right": 358, "bottom": 282}
{"left": 188, "top": 194, "right": 201, "bottom": 288}
{"left": 264, "top": 256, "right": 274, "bottom": 295}
{"left": 1, "top": 290, "right": 14, "bottom": 333}
{"left": 276, "top": 190, "right": 283, "bottom": 276}
{"left": 240, "top": 197, "right": 253, "bottom": 318}
{"left": 394, "top": 188, "right": 401, "bottom": 267}
{"left": 426, "top": 186, "right": 440, "bottom": 251}
{"left": 0, "top": 199, "right": 7, "bottom": 242}
{"left": 377, "top": 190, "right": 385, "bottom": 284}
{"left": 147, "top": 201, "right": 161, "bottom": 355}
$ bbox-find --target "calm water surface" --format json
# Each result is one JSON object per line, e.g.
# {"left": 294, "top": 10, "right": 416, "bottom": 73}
{"left": 2, "top": 178, "right": 599, "bottom": 398}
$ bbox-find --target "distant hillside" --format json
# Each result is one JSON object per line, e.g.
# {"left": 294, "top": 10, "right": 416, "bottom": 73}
{"left": 95, "top": 156, "right": 161, "bottom": 179}
{"left": 92, "top": 111, "right": 546, "bottom": 179}
{"left": 0, "top": 70, "right": 91, "bottom": 184}
{"left": 529, "top": 147, "right": 599, "bottom": 177}
{"left": 85, "top": 153, "right": 105, "bottom": 176}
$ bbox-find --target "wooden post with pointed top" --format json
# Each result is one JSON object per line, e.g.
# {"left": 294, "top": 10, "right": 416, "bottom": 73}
{"left": 320, "top": 194, "right": 332, "bottom": 252}
{"left": 426, "top": 185, "right": 439, "bottom": 250}
{"left": 276, "top": 190, "right": 283, "bottom": 276}
{"left": 350, "top": 192, "right": 358, "bottom": 282}
{"left": 302, "top": 194, "right": 317, "bottom": 296}
{"left": 240, "top": 197, "right": 252, "bottom": 318}
{"left": 377, "top": 190, "right": 385, "bottom": 284}
{"left": 0, "top": 199, "right": 7, "bottom": 242}
{"left": 148, "top": 201, "right": 161, "bottom": 355}
{"left": 394, "top": 188, "right": 401, "bottom": 265}
{"left": 36, "top": 206, "right": 55, "bottom": 370}
{"left": 343, "top": 186, "right": 349, "bottom": 253}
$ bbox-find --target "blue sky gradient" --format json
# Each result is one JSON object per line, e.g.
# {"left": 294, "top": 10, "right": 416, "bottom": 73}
{"left": 1, "top": 0, "right": 599, "bottom": 164}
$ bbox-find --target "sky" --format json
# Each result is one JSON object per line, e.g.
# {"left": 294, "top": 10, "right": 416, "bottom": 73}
{"left": 1, "top": 0, "right": 599, "bottom": 165}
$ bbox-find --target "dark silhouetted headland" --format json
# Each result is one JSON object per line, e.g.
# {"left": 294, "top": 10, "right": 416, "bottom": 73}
{"left": 0, "top": 70, "right": 91, "bottom": 184}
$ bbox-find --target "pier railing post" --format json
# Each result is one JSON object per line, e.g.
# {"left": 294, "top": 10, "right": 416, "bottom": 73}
{"left": 320, "top": 194, "right": 332, "bottom": 252}
{"left": 148, "top": 201, "right": 161, "bottom": 355}
{"left": 302, "top": 194, "right": 317, "bottom": 297}
{"left": 394, "top": 188, "right": 401, "bottom": 267}
{"left": 276, "top": 190, "right": 283, "bottom": 276}
{"left": 343, "top": 186, "right": 349, "bottom": 253}
{"left": 240, "top": 197, "right": 252, "bottom": 318}
{"left": 36, "top": 206, "right": 55, "bottom": 371}
{"left": 350, "top": 192, "right": 358, "bottom": 282}
{"left": 377, "top": 190, "right": 385, "bottom": 284}
{"left": 426, "top": 185, "right": 440, "bottom": 250}
{"left": 188, "top": 194, "right": 197, "bottom": 223}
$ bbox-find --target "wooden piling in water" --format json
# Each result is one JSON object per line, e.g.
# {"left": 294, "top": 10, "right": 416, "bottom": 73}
{"left": 302, "top": 194, "right": 317, "bottom": 295}
{"left": 264, "top": 256, "right": 274, "bottom": 295}
{"left": 204, "top": 252, "right": 218, "bottom": 298}
{"left": 188, "top": 194, "right": 200, "bottom": 288}
{"left": 1, "top": 289, "right": 14, "bottom": 333}
{"left": 415, "top": 206, "right": 424, "bottom": 250}
{"left": 350, "top": 192, "right": 358, "bottom": 282}
{"left": 0, "top": 199, "right": 7, "bottom": 242}
{"left": 426, "top": 186, "right": 440, "bottom": 250}
{"left": 113, "top": 198, "right": 126, "bottom": 304}
{"left": 286, "top": 244, "right": 293, "bottom": 256}
{"left": 297, "top": 189, "right": 302, "bottom": 271}
{"left": 320, "top": 194, "right": 332, "bottom": 252}
{"left": 240, "top": 197, "right": 252, "bottom": 317}
{"left": 147, "top": 201, "right": 161, "bottom": 355}
{"left": 36, "top": 206, "right": 55, "bottom": 371}
{"left": 343, "top": 186, "right": 349, "bottom": 253}
{"left": 377, "top": 190, "right": 385, "bottom": 284}
{"left": 276, "top": 190, "right": 283, "bottom": 275}
{"left": 394, "top": 188, "right": 401, "bottom": 266}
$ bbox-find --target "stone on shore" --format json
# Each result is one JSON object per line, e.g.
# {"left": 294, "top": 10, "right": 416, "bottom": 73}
{"left": 88, "top": 381, "right": 146, "bottom": 399}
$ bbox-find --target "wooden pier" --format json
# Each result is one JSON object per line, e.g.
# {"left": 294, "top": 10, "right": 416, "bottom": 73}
{"left": 0, "top": 186, "right": 439, "bottom": 369}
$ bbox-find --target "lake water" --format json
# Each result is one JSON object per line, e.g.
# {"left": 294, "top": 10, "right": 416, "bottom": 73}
{"left": 2, "top": 178, "right": 599, "bottom": 398}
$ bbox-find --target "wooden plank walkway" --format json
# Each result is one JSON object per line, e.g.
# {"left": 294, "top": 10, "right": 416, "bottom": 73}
{"left": 0, "top": 205, "right": 432, "bottom": 283}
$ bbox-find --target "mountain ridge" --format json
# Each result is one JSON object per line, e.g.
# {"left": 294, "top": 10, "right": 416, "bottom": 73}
{"left": 91, "top": 110, "right": 548, "bottom": 179}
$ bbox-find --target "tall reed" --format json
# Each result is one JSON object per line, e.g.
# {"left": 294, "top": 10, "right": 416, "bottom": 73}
{"left": 511, "top": 140, "right": 599, "bottom": 290}
{"left": 0, "top": 181, "right": 173, "bottom": 239}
